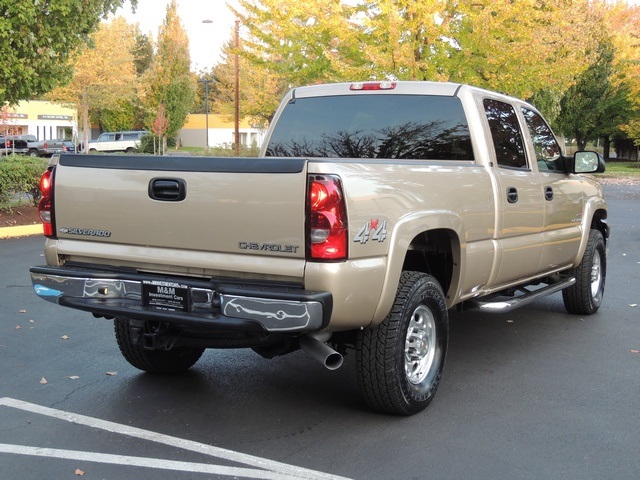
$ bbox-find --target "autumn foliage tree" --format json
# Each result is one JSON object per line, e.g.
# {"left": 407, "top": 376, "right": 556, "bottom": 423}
{"left": 141, "top": 0, "right": 196, "bottom": 149}
{"left": 0, "top": 0, "right": 136, "bottom": 105}
{"left": 152, "top": 103, "right": 169, "bottom": 155}
{"left": 234, "top": 0, "right": 602, "bottom": 103}
{"left": 602, "top": 1, "right": 640, "bottom": 147}
{"left": 228, "top": 0, "right": 640, "bottom": 148}
{"left": 211, "top": 38, "right": 288, "bottom": 129}
{"left": 47, "top": 16, "right": 138, "bottom": 152}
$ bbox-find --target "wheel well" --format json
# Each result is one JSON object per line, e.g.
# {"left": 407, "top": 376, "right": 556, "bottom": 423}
{"left": 402, "top": 229, "right": 458, "bottom": 296}
{"left": 591, "top": 209, "right": 609, "bottom": 243}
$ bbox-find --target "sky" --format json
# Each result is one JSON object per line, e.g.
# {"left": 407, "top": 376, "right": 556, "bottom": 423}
{"left": 115, "top": 0, "right": 240, "bottom": 72}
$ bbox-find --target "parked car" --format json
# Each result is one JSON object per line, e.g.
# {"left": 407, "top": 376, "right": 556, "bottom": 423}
{"left": 24, "top": 138, "right": 76, "bottom": 157}
{"left": 0, "top": 136, "right": 29, "bottom": 155}
{"left": 86, "top": 130, "right": 149, "bottom": 153}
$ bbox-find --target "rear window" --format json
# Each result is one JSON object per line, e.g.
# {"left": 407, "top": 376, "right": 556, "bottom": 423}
{"left": 265, "top": 94, "right": 473, "bottom": 160}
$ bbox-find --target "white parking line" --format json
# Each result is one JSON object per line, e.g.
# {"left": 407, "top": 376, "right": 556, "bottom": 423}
{"left": 0, "top": 397, "right": 351, "bottom": 480}
{"left": 0, "top": 443, "right": 293, "bottom": 479}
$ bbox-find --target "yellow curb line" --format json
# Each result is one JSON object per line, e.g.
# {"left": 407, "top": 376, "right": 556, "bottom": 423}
{"left": 0, "top": 224, "right": 42, "bottom": 239}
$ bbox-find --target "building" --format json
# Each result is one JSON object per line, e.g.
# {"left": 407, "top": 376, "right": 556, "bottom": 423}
{"left": 179, "top": 114, "right": 265, "bottom": 149}
{"left": 1, "top": 101, "right": 77, "bottom": 140}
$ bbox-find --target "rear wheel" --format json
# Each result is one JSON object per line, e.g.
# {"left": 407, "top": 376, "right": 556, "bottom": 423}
{"left": 562, "top": 229, "right": 606, "bottom": 315}
{"left": 114, "top": 318, "right": 204, "bottom": 374}
{"left": 356, "top": 271, "right": 448, "bottom": 415}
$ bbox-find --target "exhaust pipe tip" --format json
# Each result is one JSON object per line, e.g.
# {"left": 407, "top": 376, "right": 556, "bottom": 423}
{"left": 299, "top": 333, "right": 343, "bottom": 371}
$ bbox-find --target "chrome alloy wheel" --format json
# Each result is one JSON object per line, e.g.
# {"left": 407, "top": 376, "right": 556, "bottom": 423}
{"left": 404, "top": 305, "right": 437, "bottom": 385}
{"left": 591, "top": 249, "right": 603, "bottom": 300}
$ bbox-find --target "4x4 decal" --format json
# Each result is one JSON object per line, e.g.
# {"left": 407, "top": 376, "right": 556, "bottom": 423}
{"left": 354, "top": 219, "right": 388, "bottom": 244}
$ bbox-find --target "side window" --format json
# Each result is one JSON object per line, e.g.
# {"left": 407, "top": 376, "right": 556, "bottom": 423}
{"left": 521, "top": 108, "right": 562, "bottom": 172}
{"left": 483, "top": 99, "right": 528, "bottom": 169}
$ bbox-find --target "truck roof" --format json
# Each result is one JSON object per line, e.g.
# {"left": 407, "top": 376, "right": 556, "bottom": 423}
{"left": 290, "top": 81, "right": 464, "bottom": 99}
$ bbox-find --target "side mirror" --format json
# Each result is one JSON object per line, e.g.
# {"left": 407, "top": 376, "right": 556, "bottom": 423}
{"left": 574, "top": 151, "right": 605, "bottom": 174}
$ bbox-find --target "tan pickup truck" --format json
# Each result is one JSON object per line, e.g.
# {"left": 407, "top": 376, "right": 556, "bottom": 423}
{"left": 30, "top": 81, "right": 608, "bottom": 415}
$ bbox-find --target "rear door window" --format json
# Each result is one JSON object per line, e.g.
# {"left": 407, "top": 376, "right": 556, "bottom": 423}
{"left": 266, "top": 95, "right": 474, "bottom": 160}
{"left": 483, "top": 99, "right": 528, "bottom": 169}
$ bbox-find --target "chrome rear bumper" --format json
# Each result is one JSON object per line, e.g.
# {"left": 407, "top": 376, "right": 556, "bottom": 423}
{"left": 30, "top": 266, "right": 331, "bottom": 333}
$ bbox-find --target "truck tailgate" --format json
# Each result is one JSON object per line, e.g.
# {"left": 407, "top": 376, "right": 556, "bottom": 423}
{"left": 52, "top": 155, "right": 308, "bottom": 260}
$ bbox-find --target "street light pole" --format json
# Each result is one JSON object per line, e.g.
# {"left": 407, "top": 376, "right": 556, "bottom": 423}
{"left": 234, "top": 19, "right": 240, "bottom": 157}
{"left": 197, "top": 79, "right": 211, "bottom": 149}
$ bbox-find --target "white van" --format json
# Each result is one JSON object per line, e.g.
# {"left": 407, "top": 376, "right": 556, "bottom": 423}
{"left": 88, "top": 131, "right": 149, "bottom": 153}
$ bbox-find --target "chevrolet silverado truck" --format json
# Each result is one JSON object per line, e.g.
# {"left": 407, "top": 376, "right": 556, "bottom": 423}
{"left": 30, "top": 81, "right": 608, "bottom": 415}
{"left": 26, "top": 138, "right": 77, "bottom": 157}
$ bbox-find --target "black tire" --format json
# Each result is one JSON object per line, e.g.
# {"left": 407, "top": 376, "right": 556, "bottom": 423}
{"left": 28, "top": 149, "right": 39, "bottom": 157}
{"left": 356, "top": 271, "right": 448, "bottom": 415}
{"left": 114, "top": 318, "right": 204, "bottom": 374}
{"left": 562, "top": 229, "right": 606, "bottom": 315}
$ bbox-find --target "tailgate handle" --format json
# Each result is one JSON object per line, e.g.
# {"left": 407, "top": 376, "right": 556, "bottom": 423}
{"left": 149, "top": 178, "right": 186, "bottom": 201}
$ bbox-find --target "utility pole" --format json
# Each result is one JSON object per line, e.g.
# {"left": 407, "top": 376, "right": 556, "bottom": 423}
{"left": 234, "top": 19, "right": 240, "bottom": 157}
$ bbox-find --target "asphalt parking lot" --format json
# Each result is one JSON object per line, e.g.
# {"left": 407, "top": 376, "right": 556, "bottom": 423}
{"left": 1, "top": 180, "right": 639, "bottom": 479}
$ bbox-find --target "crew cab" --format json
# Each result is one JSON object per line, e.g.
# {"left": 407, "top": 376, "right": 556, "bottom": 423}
{"left": 30, "top": 82, "right": 607, "bottom": 415}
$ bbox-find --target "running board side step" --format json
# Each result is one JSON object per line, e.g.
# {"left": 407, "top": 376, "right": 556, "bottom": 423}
{"left": 462, "top": 277, "right": 575, "bottom": 313}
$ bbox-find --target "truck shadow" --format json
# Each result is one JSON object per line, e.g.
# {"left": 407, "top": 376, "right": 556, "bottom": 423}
{"left": 97, "top": 295, "right": 593, "bottom": 431}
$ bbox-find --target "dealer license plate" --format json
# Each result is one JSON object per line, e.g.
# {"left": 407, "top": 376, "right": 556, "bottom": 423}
{"left": 142, "top": 280, "right": 190, "bottom": 312}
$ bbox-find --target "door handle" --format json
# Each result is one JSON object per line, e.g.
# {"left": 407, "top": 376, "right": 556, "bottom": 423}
{"left": 507, "top": 187, "right": 518, "bottom": 204}
{"left": 545, "top": 186, "right": 554, "bottom": 201}
{"left": 149, "top": 178, "right": 186, "bottom": 201}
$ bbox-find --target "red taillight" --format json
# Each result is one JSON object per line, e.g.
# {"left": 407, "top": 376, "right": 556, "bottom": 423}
{"left": 38, "top": 168, "right": 55, "bottom": 238}
{"left": 43, "top": 142, "right": 48, "bottom": 150}
{"left": 307, "top": 175, "right": 347, "bottom": 261}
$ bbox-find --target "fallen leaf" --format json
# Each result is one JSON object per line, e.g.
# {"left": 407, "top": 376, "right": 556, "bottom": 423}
{"left": 69, "top": 376, "right": 80, "bottom": 380}
{"left": 61, "top": 335, "right": 69, "bottom": 340}
{"left": 106, "top": 371, "right": 118, "bottom": 376}
{"left": 40, "top": 377, "right": 47, "bottom": 385}
{"left": 75, "top": 469, "right": 85, "bottom": 476}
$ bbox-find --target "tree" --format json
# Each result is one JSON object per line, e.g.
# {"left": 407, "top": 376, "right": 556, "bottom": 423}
{"left": 47, "top": 16, "right": 138, "bottom": 152}
{"left": 152, "top": 103, "right": 169, "bottom": 155}
{"left": 212, "top": 36, "right": 289, "bottom": 129}
{"left": 556, "top": 40, "right": 635, "bottom": 156}
{"left": 97, "top": 24, "right": 153, "bottom": 133}
{"left": 600, "top": 1, "right": 640, "bottom": 147}
{"left": 141, "top": 0, "right": 196, "bottom": 148}
{"left": 0, "top": 0, "right": 136, "bottom": 105}
{"left": 132, "top": 29, "right": 154, "bottom": 76}
{"left": 193, "top": 69, "right": 218, "bottom": 115}
{"left": 444, "top": 0, "right": 602, "bottom": 99}
{"left": 234, "top": 0, "right": 604, "bottom": 123}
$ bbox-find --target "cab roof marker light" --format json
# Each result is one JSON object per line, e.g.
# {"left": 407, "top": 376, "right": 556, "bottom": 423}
{"left": 350, "top": 82, "right": 397, "bottom": 91}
